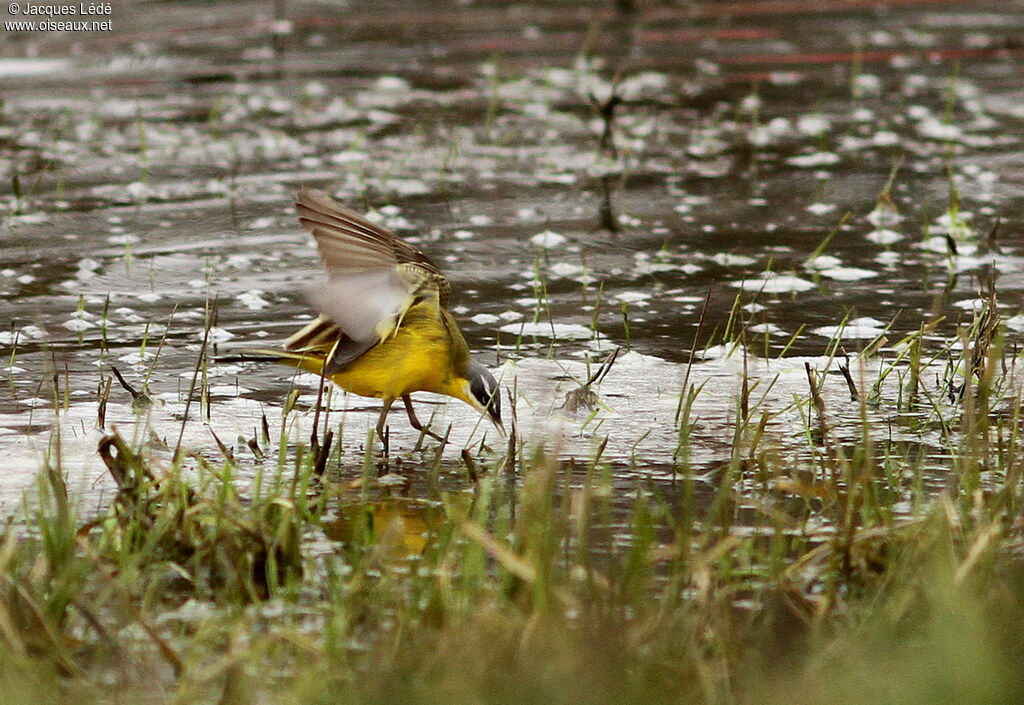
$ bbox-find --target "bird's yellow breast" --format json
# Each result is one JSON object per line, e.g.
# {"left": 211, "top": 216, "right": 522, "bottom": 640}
{"left": 321, "top": 301, "right": 471, "bottom": 402}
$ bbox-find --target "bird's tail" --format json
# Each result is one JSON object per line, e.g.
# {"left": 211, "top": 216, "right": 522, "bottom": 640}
{"left": 216, "top": 348, "right": 327, "bottom": 375}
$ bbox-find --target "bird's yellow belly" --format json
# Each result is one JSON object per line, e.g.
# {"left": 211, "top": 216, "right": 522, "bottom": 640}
{"left": 326, "top": 306, "right": 454, "bottom": 400}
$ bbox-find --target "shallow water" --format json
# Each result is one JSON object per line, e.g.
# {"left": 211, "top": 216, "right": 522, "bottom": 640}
{"left": 4, "top": 1, "right": 1024, "bottom": 521}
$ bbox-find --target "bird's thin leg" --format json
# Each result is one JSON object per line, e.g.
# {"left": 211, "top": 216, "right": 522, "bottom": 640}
{"left": 375, "top": 397, "right": 395, "bottom": 442}
{"left": 403, "top": 395, "right": 445, "bottom": 442}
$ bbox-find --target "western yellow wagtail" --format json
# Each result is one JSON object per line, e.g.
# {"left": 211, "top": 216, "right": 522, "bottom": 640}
{"left": 223, "top": 189, "right": 502, "bottom": 442}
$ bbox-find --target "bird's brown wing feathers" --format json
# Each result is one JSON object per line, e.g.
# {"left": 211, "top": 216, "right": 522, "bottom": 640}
{"left": 293, "top": 188, "right": 452, "bottom": 348}
{"left": 295, "top": 188, "right": 450, "bottom": 306}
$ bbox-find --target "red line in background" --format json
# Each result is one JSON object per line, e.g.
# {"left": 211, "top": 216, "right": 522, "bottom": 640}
{"left": 691, "top": 0, "right": 996, "bottom": 17}
{"left": 108, "top": 0, "right": 995, "bottom": 45}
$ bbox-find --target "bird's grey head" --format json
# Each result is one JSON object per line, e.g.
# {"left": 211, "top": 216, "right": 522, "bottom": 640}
{"left": 467, "top": 360, "right": 502, "bottom": 429}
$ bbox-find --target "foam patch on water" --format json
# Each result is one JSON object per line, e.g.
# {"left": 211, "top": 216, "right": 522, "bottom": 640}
{"left": 0, "top": 326, "right": 46, "bottom": 345}
{"left": 204, "top": 328, "right": 236, "bottom": 344}
{"left": 499, "top": 322, "right": 596, "bottom": 340}
{"left": 0, "top": 58, "right": 73, "bottom": 77}
{"left": 547, "top": 262, "right": 585, "bottom": 279}
{"left": 810, "top": 317, "right": 887, "bottom": 339}
{"left": 710, "top": 253, "right": 757, "bottom": 267}
{"left": 786, "top": 151, "right": 840, "bottom": 168}
{"left": 806, "top": 202, "right": 837, "bottom": 215}
{"left": 614, "top": 291, "right": 651, "bottom": 306}
{"left": 796, "top": 114, "right": 830, "bottom": 135}
{"left": 63, "top": 317, "right": 96, "bottom": 331}
{"left": 748, "top": 323, "right": 787, "bottom": 335}
{"left": 804, "top": 255, "right": 843, "bottom": 271}
{"left": 815, "top": 266, "right": 879, "bottom": 281}
{"left": 530, "top": 230, "right": 568, "bottom": 248}
{"left": 237, "top": 291, "right": 271, "bottom": 310}
{"left": 866, "top": 229, "right": 903, "bottom": 244}
{"left": 732, "top": 274, "right": 816, "bottom": 294}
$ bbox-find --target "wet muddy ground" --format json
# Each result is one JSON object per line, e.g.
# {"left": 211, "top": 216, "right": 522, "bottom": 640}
{"left": 3, "top": 1, "right": 1024, "bottom": 520}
